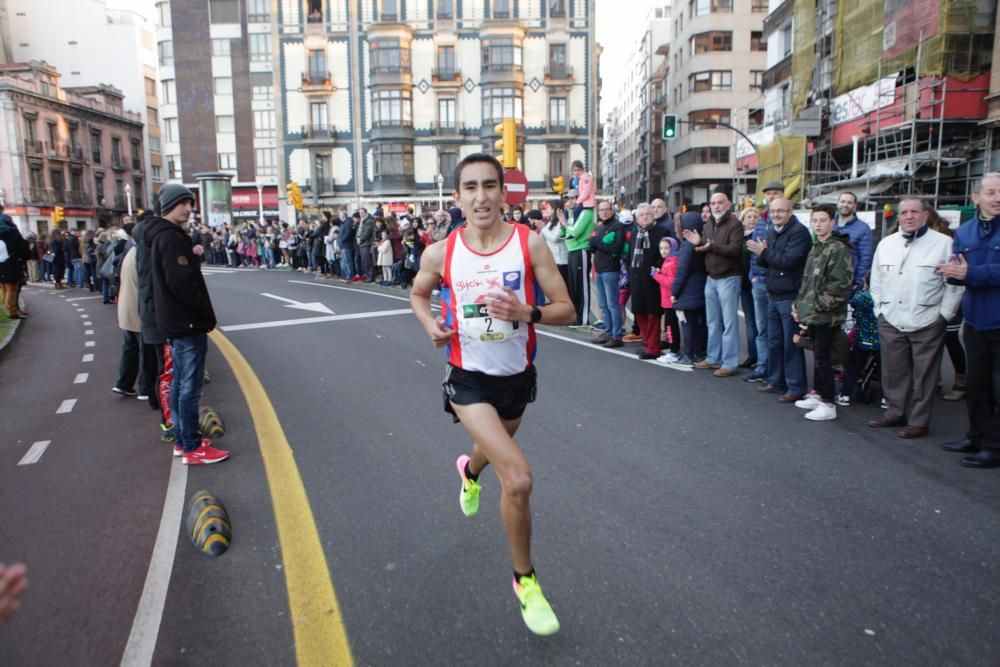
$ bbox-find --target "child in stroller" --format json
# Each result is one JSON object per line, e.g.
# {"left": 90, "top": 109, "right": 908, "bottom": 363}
{"left": 837, "top": 280, "right": 882, "bottom": 406}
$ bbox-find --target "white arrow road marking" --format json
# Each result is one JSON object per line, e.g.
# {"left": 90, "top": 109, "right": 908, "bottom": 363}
{"left": 18, "top": 441, "right": 52, "bottom": 466}
{"left": 260, "top": 292, "right": 335, "bottom": 314}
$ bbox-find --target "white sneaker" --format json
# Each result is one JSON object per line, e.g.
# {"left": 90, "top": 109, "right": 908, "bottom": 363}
{"left": 881, "top": 398, "right": 888, "bottom": 409}
{"left": 656, "top": 352, "right": 679, "bottom": 365}
{"left": 136, "top": 394, "right": 149, "bottom": 401}
{"left": 835, "top": 394, "right": 850, "bottom": 407}
{"left": 805, "top": 403, "right": 837, "bottom": 421}
{"left": 794, "top": 396, "right": 822, "bottom": 410}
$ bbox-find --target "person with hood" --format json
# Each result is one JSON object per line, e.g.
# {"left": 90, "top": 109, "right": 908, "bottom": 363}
{"left": 147, "top": 184, "right": 228, "bottom": 465}
{"left": 447, "top": 206, "right": 465, "bottom": 234}
{"left": 589, "top": 199, "right": 625, "bottom": 347}
{"left": 133, "top": 209, "right": 173, "bottom": 431}
{"left": 670, "top": 211, "right": 708, "bottom": 367}
{"left": 0, "top": 206, "right": 29, "bottom": 319}
{"left": 628, "top": 203, "right": 669, "bottom": 359}
{"left": 112, "top": 233, "right": 150, "bottom": 399}
{"left": 791, "top": 204, "right": 854, "bottom": 422}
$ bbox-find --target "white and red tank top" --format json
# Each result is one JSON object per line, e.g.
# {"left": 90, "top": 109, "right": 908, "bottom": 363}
{"left": 441, "top": 224, "right": 538, "bottom": 376}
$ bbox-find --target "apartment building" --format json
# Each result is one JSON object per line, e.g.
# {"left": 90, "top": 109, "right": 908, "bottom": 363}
{"left": 0, "top": 61, "right": 145, "bottom": 234}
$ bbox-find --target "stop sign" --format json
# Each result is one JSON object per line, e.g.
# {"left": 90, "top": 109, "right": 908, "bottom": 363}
{"left": 503, "top": 169, "right": 529, "bottom": 206}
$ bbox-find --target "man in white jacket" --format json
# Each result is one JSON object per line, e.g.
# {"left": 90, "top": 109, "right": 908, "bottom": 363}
{"left": 869, "top": 197, "right": 964, "bottom": 438}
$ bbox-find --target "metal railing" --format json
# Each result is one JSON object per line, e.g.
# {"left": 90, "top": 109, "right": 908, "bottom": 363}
{"left": 24, "top": 139, "right": 44, "bottom": 155}
{"left": 432, "top": 68, "right": 461, "bottom": 82}
{"left": 46, "top": 141, "right": 70, "bottom": 158}
{"left": 111, "top": 156, "right": 126, "bottom": 170}
{"left": 544, "top": 65, "right": 573, "bottom": 80}
{"left": 66, "top": 190, "right": 91, "bottom": 205}
{"left": 29, "top": 188, "right": 54, "bottom": 204}
{"left": 69, "top": 145, "right": 84, "bottom": 161}
{"left": 301, "top": 124, "right": 334, "bottom": 139}
{"left": 432, "top": 121, "right": 461, "bottom": 136}
{"left": 301, "top": 70, "right": 332, "bottom": 86}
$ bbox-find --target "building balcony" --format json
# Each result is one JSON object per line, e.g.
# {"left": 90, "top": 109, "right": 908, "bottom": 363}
{"left": 480, "top": 64, "right": 524, "bottom": 87}
{"left": 301, "top": 124, "right": 335, "bottom": 140}
{"left": 114, "top": 195, "right": 128, "bottom": 209}
{"left": 69, "top": 145, "right": 85, "bottom": 162}
{"left": 28, "top": 188, "right": 54, "bottom": 204}
{"left": 431, "top": 68, "right": 462, "bottom": 85}
{"left": 301, "top": 70, "right": 334, "bottom": 92}
{"left": 66, "top": 190, "right": 91, "bottom": 205}
{"left": 544, "top": 65, "right": 573, "bottom": 83}
{"left": 24, "top": 139, "right": 44, "bottom": 156}
{"left": 303, "top": 178, "right": 334, "bottom": 194}
{"left": 431, "top": 121, "right": 462, "bottom": 137}
{"left": 111, "top": 156, "right": 126, "bottom": 171}
{"left": 546, "top": 122, "right": 572, "bottom": 135}
{"left": 46, "top": 141, "right": 70, "bottom": 160}
{"left": 370, "top": 120, "right": 415, "bottom": 142}
{"left": 762, "top": 55, "right": 792, "bottom": 91}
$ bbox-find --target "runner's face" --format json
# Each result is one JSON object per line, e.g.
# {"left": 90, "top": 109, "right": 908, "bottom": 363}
{"left": 454, "top": 161, "right": 505, "bottom": 229}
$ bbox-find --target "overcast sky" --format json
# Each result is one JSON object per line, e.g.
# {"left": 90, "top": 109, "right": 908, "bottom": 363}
{"left": 596, "top": 0, "right": 656, "bottom": 119}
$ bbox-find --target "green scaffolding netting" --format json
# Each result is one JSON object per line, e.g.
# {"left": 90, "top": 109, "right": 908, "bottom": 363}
{"left": 755, "top": 135, "right": 807, "bottom": 203}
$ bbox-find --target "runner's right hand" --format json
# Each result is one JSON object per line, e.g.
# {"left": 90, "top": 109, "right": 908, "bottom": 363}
{"left": 428, "top": 315, "right": 456, "bottom": 348}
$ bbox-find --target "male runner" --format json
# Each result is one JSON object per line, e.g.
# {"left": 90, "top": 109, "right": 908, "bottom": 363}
{"left": 410, "top": 154, "right": 575, "bottom": 635}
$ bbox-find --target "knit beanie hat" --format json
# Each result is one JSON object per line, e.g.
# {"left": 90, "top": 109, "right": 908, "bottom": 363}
{"left": 159, "top": 183, "right": 195, "bottom": 215}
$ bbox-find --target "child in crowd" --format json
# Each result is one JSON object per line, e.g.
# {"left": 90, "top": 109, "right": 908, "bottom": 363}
{"left": 376, "top": 231, "right": 393, "bottom": 285}
{"left": 651, "top": 237, "right": 681, "bottom": 363}
{"left": 837, "top": 275, "right": 880, "bottom": 406}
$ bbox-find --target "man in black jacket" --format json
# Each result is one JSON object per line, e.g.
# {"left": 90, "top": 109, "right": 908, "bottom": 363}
{"left": 148, "top": 184, "right": 229, "bottom": 465}
{"left": 748, "top": 197, "right": 812, "bottom": 402}
{"left": 0, "top": 207, "right": 29, "bottom": 319}
{"left": 356, "top": 207, "right": 375, "bottom": 282}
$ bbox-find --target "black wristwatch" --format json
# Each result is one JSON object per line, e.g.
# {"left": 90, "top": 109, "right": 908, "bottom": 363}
{"left": 530, "top": 305, "right": 543, "bottom": 324}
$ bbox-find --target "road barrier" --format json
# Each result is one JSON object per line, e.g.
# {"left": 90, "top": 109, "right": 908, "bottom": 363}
{"left": 199, "top": 406, "right": 226, "bottom": 439}
{"left": 186, "top": 490, "right": 232, "bottom": 556}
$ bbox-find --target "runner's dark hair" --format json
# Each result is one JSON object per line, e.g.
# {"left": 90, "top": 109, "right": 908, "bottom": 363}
{"left": 453, "top": 153, "right": 504, "bottom": 191}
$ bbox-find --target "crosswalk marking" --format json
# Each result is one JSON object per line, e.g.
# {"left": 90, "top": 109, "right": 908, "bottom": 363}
{"left": 56, "top": 399, "right": 77, "bottom": 414}
{"left": 74, "top": 373, "right": 89, "bottom": 384}
{"left": 18, "top": 441, "right": 52, "bottom": 466}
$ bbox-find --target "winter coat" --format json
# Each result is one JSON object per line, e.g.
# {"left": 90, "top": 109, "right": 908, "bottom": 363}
{"left": 376, "top": 239, "right": 393, "bottom": 267}
{"left": 540, "top": 223, "right": 568, "bottom": 265}
{"left": 0, "top": 215, "right": 29, "bottom": 283}
{"left": 338, "top": 218, "right": 356, "bottom": 246}
{"left": 950, "top": 213, "right": 1000, "bottom": 331}
{"left": 589, "top": 217, "right": 625, "bottom": 273}
{"left": 66, "top": 233, "right": 81, "bottom": 261}
{"left": 794, "top": 234, "right": 853, "bottom": 328}
{"left": 652, "top": 255, "right": 679, "bottom": 309}
{"left": 628, "top": 224, "right": 668, "bottom": 315}
{"left": 834, "top": 215, "right": 874, "bottom": 288}
{"left": 671, "top": 213, "right": 708, "bottom": 311}
{"left": 563, "top": 208, "right": 594, "bottom": 253}
{"left": 148, "top": 217, "right": 217, "bottom": 339}
{"left": 117, "top": 247, "right": 141, "bottom": 333}
{"left": 699, "top": 211, "right": 743, "bottom": 279}
{"left": 757, "top": 220, "right": 812, "bottom": 300}
{"left": 357, "top": 217, "right": 375, "bottom": 247}
{"left": 132, "top": 219, "right": 167, "bottom": 344}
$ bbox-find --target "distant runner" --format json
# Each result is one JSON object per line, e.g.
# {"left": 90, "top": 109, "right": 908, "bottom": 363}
{"left": 410, "top": 154, "right": 575, "bottom": 635}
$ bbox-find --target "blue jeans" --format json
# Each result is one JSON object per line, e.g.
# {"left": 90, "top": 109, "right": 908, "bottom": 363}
{"left": 71, "top": 258, "right": 84, "bottom": 287}
{"left": 740, "top": 286, "right": 758, "bottom": 361}
{"left": 704, "top": 276, "right": 741, "bottom": 370}
{"left": 751, "top": 280, "right": 770, "bottom": 375}
{"left": 766, "top": 297, "right": 807, "bottom": 395}
{"left": 101, "top": 277, "right": 113, "bottom": 303}
{"left": 596, "top": 271, "right": 623, "bottom": 339}
{"left": 264, "top": 246, "right": 275, "bottom": 268}
{"left": 341, "top": 246, "right": 355, "bottom": 277}
{"left": 169, "top": 334, "right": 208, "bottom": 453}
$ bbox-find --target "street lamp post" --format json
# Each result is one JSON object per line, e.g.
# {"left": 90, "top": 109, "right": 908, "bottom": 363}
{"left": 124, "top": 183, "right": 133, "bottom": 216}
{"left": 436, "top": 173, "right": 444, "bottom": 211}
{"left": 256, "top": 183, "right": 264, "bottom": 226}
{"left": 619, "top": 185, "right": 626, "bottom": 206}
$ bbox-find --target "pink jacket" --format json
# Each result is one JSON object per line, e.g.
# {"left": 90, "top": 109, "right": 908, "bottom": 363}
{"left": 652, "top": 255, "right": 678, "bottom": 309}
{"left": 577, "top": 171, "right": 595, "bottom": 208}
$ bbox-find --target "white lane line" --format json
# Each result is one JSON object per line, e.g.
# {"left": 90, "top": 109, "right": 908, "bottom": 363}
{"left": 85, "top": 330, "right": 94, "bottom": 335}
{"left": 76, "top": 307, "right": 85, "bottom": 312}
{"left": 56, "top": 399, "right": 77, "bottom": 414}
{"left": 85, "top": 341, "right": 95, "bottom": 347}
{"left": 74, "top": 373, "right": 89, "bottom": 384}
{"left": 18, "top": 441, "right": 52, "bottom": 466}
{"left": 84, "top": 321, "right": 93, "bottom": 326}
{"left": 288, "top": 279, "right": 414, "bottom": 303}
{"left": 66, "top": 296, "right": 102, "bottom": 302}
{"left": 221, "top": 308, "right": 413, "bottom": 332}
{"left": 80, "top": 314, "right": 88, "bottom": 318}
{"left": 82, "top": 353, "right": 94, "bottom": 362}
{"left": 120, "top": 459, "right": 188, "bottom": 667}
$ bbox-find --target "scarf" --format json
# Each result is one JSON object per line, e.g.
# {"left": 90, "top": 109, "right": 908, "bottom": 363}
{"left": 632, "top": 227, "right": 650, "bottom": 268}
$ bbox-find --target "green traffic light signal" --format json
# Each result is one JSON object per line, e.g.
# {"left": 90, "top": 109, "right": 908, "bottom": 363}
{"left": 662, "top": 113, "right": 677, "bottom": 140}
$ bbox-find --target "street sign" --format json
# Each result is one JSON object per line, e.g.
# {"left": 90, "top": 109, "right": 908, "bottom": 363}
{"left": 504, "top": 169, "right": 529, "bottom": 206}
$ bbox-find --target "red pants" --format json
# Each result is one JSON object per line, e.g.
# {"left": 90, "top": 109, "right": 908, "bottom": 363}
{"left": 634, "top": 313, "right": 661, "bottom": 355}
{"left": 159, "top": 343, "right": 174, "bottom": 428}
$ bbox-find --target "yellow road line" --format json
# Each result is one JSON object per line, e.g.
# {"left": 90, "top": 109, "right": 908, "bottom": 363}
{"left": 210, "top": 330, "right": 354, "bottom": 667}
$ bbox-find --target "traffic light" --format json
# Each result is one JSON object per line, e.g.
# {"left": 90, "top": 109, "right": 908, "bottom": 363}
{"left": 551, "top": 176, "right": 565, "bottom": 195}
{"left": 286, "top": 181, "right": 303, "bottom": 212}
{"left": 494, "top": 118, "right": 517, "bottom": 169}
{"left": 662, "top": 113, "right": 677, "bottom": 140}
{"left": 53, "top": 206, "right": 65, "bottom": 224}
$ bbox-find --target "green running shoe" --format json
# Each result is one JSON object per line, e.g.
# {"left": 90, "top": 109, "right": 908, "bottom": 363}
{"left": 455, "top": 455, "right": 480, "bottom": 517}
{"left": 513, "top": 573, "right": 560, "bottom": 636}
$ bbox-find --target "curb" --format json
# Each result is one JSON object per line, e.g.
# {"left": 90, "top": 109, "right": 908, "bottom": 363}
{"left": 0, "top": 316, "right": 24, "bottom": 364}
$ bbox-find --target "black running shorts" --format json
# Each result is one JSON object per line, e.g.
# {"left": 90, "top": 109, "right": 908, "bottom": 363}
{"left": 442, "top": 364, "right": 537, "bottom": 423}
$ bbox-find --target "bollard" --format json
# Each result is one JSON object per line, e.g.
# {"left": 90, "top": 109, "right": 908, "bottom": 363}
{"left": 185, "top": 490, "right": 232, "bottom": 557}
{"left": 199, "top": 406, "right": 226, "bottom": 438}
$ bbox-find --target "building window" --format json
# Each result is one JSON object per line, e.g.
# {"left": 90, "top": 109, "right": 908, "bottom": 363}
{"left": 493, "top": 0, "right": 510, "bottom": 17}
{"left": 751, "top": 0, "right": 767, "bottom": 11}
{"left": 250, "top": 34, "right": 272, "bottom": 61}
{"left": 94, "top": 174, "right": 104, "bottom": 202}
{"left": 158, "top": 40, "right": 173, "bottom": 66}
{"left": 308, "top": 49, "right": 327, "bottom": 77}
{"left": 254, "top": 110, "right": 275, "bottom": 137}
{"left": 781, "top": 24, "right": 793, "bottom": 57}
{"left": 156, "top": 1, "right": 171, "bottom": 26}
{"left": 751, "top": 31, "right": 766, "bottom": 52}
{"left": 164, "top": 118, "right": 178, "bottom": 142}
{"left": 70, "top": 170, "right": 84, "bottom": 195}
{"left": 150, "top": 135, "right": 161, "bottom": 152}
{"left": 315, "top": 154, "right": 331, "bottom": 187}
{"left": 549, "top": 97, "right": 567, "bottom": 130}
{"left": 131, "top": 140, "right": 141, "bottom": 167}
{"left": 380, "top": 0, "right": 398, "bottom": 20}
{"left": 91, "top": 130, "right": 102, "bottom": 163}
{"left": 310, "top": 101, "right": 328, "bottom": 129}
{"left": 218, "top": 153, "right": 237, "bottom": 170}
{"left": 674, "top": 146, "right": 730, "bottom": 169}
{"left": 751, "top": 70, "right": 764, "bottom": 90}
{"left": 548, "top": 44, "right": 568, "bottom": 78}
{"left": 438, "top": 98, "right": 456, "bottom": 128}
{"left": 688, "top": 108, "right": 731, "bottom": 126}
{"left": 437, "top": 0, "right": 453, "bottom": 19}
{"left": 168, "top": 156, "right": 182, "bottom": 179}
{"left": 216, "top": 116, "right": 235, "bottom": 133}
{"left": 209, "top": 0, "right": 239, "bottom": 23}
{"left": 482, "top": 38, "right": 521, "bottom": 71}
{"left": 370, "top": 40, "right": 409, "bottom": 73}
{"left": 481, "top": 87, "right": 523, "bottom": 124}
{"left": 438, "top": 151, "right": 457, "bottom": 189}
{"left": 50, "top": 168, "right": 65, "bottom": 196}
{"left": 145, "top": 77, "right": 156, "bottom": 96}
{"left": 690, "top": 31, "right": 732, "bottom": 55}
{"left": 307, "top": 0, "right": 323, "bottom": 23}
{"left": 373, "top": 143, "right": 413, "bottom": 179}
{"left": 372, "top": 89, "right": 412, "bottom": 127}
{"left": 549, "top": 0, "right": 566, "bottom": 17}
{"left": 68, "top": 125, "right": 79, "bottom": 149}
{"left": 689, "top": 70, "right": 732, "bottom": 93}
{"left": 689, "top": 0, "right": 732, "bottom": 16}
{"left": 214, "top": 77, "right": 233, "bottom": 95}
{"left": 133, "top": 179, "right": 144, "bottom": 208}
{"left": 251, "top": 72, "right": 274, "bottom": 99}
{"left": 255, "top": 148, "right": 277, "bottom": 177}
{"left": 436, "top": 45, "right": 455, "bottom": 77}
{"left": 248, "top": 0, "right": 270, "bottom": 22}
{"left": 212, "top": 38, "right": 231, "bottom": 57}
{"left": 152, "top": 165, "right": 162, "bottom": 181}
{"left": 549, "top": 150, "right": 565, "bottom": 180}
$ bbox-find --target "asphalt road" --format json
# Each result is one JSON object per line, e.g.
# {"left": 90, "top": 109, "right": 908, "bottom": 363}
{"left": 2, "top": 264, "right": 998, "bottom": 666}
